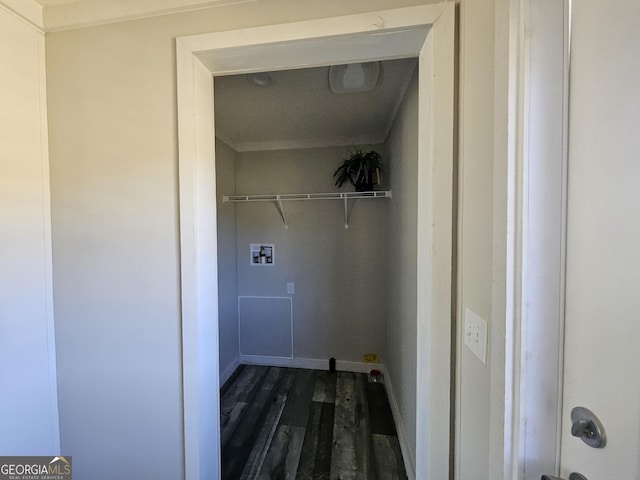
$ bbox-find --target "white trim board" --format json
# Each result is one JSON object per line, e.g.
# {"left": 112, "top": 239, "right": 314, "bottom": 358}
{"left": 177, "top": 5, "right": 455, "bottom": 479}
{"left": 219, "top": 356, "right": 241, "bottom": 387}
{"left": 384, "top": 368, "right": 416, "bottom": 480}
{"left": 0, "top": 0, "right": 44, "bottom": 32}
{"left": 239, "top": 355, "right": 384, "bottom": 375}
{"left": 502, "top": 1, "right": 570, "bottom": 479}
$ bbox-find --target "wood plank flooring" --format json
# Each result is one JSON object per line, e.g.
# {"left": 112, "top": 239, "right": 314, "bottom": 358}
{"left": 220, "top": 365, "right": 407, "bottom": 480}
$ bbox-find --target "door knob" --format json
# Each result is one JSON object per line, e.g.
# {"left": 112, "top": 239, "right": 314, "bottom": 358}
{"left": 571, "top": 406, "right": 607, "bottom": 448}
{"left": 570, "top": 419, "right": 591, "bottom": 438}
{"left": 541, "top": 474, "right": 588, "bottom": 480}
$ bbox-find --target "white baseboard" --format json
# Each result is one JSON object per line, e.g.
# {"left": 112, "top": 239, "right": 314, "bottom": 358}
{"left": 238, "top": 355, "right": 385, "bottom": 375}
{"left": 384, "top": 370, "right": 416, "bottom": 480}
{"left": 220, "top": 356, "right": 241, "bottom": 386}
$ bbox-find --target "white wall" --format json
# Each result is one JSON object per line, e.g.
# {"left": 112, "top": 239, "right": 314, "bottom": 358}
{"left": 215, "top": 138, "right": 239, "bottom": 383}
{"left": 45, "top": 3, "right": 439, "bottom": 477}
{"left": 233, "top": 146, "right": 389, "bottom": 363}
{"left": 456, "top": 0, "right": 496, "bottom": 478}
{"left": 385, "top": 67, "right": 419, "bottom": 469}
{"left": 41, "top": 0, "right": 511, "bottom": 477}
{"left": 0, "top": 0, "right": 60, "bottom": 455}
{"left": 46, "top": 17, "right": 184, "bottom": 480}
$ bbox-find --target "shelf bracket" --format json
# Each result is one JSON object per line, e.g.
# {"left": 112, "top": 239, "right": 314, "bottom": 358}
{"left": 344, "top": 197, "right": 353, "bottom": 229}
{"left": 275, "top": 197, "right": 288, "bottom": 229}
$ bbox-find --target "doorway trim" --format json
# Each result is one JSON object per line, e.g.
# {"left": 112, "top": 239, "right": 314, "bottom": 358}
{"left": 176, "top": 5, "right": 455, "bottom": 479}
{"left": 501, "top": 0, "right": 570, "bottom": 478}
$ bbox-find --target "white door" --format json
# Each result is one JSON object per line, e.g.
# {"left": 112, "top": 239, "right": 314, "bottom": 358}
{"left": 559, "top": 0, "right": 640, "bottom": 479}
{"left": 518, "top": 1, "right": 640, "bottom": 479}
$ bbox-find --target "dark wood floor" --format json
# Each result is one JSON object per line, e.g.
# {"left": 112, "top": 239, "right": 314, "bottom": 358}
{"left": 220, "top": 365, "right": 408, "bottom": 480}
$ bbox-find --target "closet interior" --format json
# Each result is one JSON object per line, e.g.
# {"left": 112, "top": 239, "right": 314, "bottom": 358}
{"left": 214, "top": 57, "right": 420, "bottom": 407}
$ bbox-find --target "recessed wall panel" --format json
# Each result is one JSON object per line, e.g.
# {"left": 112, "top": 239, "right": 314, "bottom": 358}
{"left": 238, "top": 296, "right": 293, "bottom": 358}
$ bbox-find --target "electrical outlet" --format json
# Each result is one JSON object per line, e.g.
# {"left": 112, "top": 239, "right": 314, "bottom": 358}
{"left": 464, "top": 308, "right": 487, "bottom": 364}
{"left": 287, "top": 282, "right": 295, "bottom": 295}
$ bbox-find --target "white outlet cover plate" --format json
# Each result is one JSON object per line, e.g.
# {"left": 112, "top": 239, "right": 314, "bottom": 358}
{"left": 287, "top": 282, "right": 294, "bottom": 295}
{"left": 464, "top": 308, "right": 487, "bottom": 364}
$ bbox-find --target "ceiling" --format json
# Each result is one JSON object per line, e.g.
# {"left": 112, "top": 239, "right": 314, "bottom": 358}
{"left": 31, "top": 1, "right": 418, "bottom": 150}
{"left": 214, "top": 58, "right": 417, "bottom": 152}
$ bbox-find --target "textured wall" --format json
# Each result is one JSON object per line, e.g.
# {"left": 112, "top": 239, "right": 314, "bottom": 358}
{"left": 456, "top": 0, "right": 495, "bottom": 478}
{"left": 42, "top": 0, "right": 514, "bottom": 478}
{"left": 0, "top": 1, "right": 59, "bottom": 455}
{"left": 45, "top": 3, "right": 432, "bottom": 477}
{"left": 233, "top": 146, "right": 389, "bottom": 363}
{"left": 215, "top": 138, "right": 239, "bottom": 382}
{"left": 385, "top": 67, "right": 419, "bottom": 469}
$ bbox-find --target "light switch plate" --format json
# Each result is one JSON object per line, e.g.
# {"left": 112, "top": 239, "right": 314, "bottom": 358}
{"left": 464, "top": 308, "right": 487, "bottom": 364}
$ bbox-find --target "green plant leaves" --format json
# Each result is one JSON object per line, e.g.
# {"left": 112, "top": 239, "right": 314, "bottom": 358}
{"left": 333, "top": 149, "right": 382, "bottom": 189}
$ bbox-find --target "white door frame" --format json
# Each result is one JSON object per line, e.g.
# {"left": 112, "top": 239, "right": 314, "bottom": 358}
{"left": 176, "top": 5, "right": 455, "bottom": 479}
{"left": 502, "top": 0, "right": 570, "bottom": 479}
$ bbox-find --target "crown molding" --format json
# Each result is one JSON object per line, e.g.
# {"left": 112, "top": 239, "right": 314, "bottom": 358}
{"left": 231, "top": 134, "right": 385, "bottom": 153}
{"left": 216, "top": 128, "right": 386, "bottom": 154}
{"left": 214, "top": 130, "right": 239, "bottom": 153}
{"left": 1, "top": 0, "right": 44, "bottom": 31}
{"left": 42, "top": 0, "right": 258, "bottom": 32}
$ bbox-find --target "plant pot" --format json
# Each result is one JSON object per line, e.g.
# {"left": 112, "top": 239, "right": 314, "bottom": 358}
{"left": 355, "top": 182, "right": 374, "bottom": 192}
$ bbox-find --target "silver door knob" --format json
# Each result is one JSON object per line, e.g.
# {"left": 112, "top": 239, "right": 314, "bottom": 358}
{"left": 571, "top": 419, "right": 592, "bottom": 438}
{"left": 541, "top": 474, "right": 588, "bottom": 480}
{"left": 571, "top": 406, "right": 607, "bottom": 448}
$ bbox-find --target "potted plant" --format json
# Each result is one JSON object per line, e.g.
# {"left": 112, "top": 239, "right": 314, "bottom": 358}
{"left": 333, "top": 148, "right": 383, "bottom": 192}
